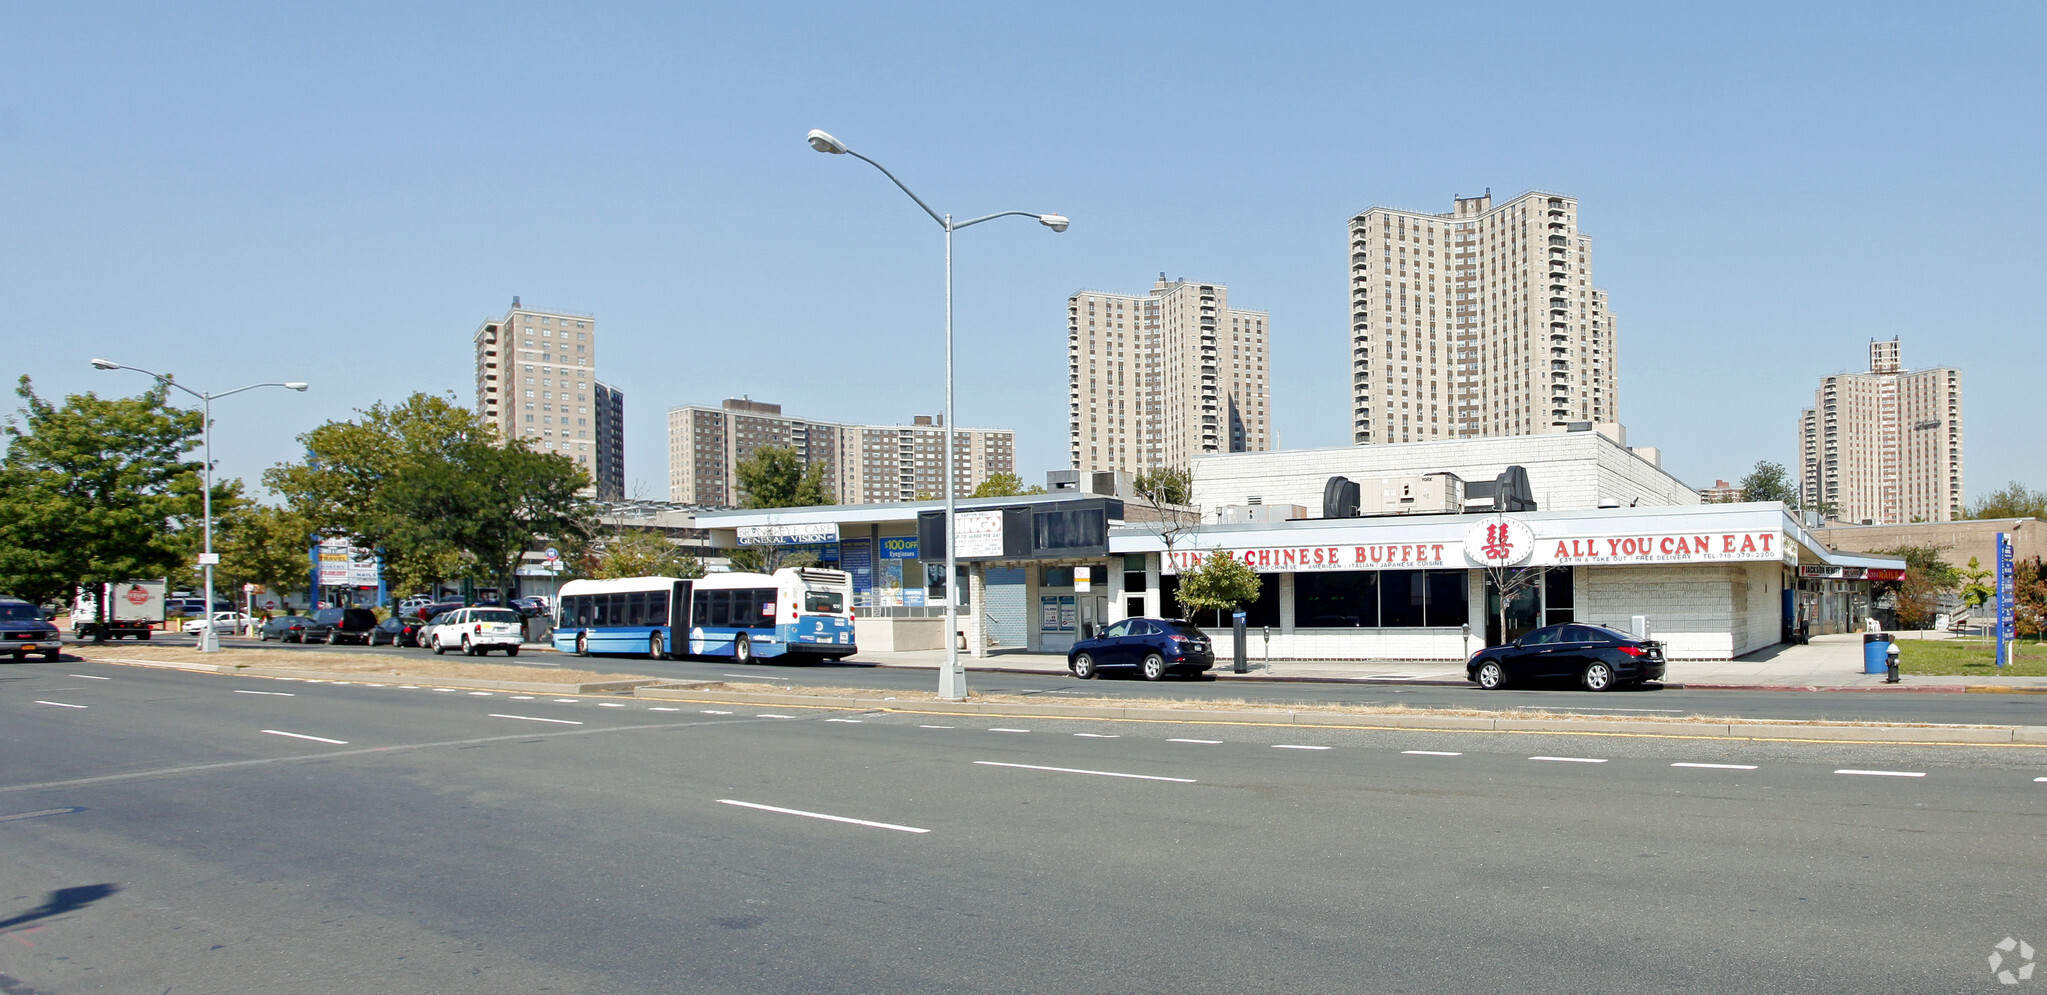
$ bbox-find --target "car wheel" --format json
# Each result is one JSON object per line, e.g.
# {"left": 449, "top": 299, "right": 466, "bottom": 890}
{"left": 649, "top": 632, "right": 664, "bottom": 660}
{"left": 575, "top": 632, "right": 589, "bottom": 657}
{"left": 139, "top": 631, "right": 151, "bottom": 640}
{"left": 733, "top": 634, "right": 752, "bottom": 663}
{"left": 1581, "top": 661, "right": 1615, "bottom": 692}
{"left": 1475, "top": 661, "right": 1506, "bottom": 690}
{"left": 1072, "top": 653, "right": 1097, "bottom": 679}
{"left": 1141, "top": 652, "right": 1168, "bottom": 682}
{"left": 506, "top": 645, "right": 520, "bottom": 657}
{"left": 431, "top": 636, "right": 445, "bottom": 655}
{"left": 9, "top": 651, "right": 24, "bottom": 661}
{"left": 44, "top": 649, "right": 60, "bottom": 661}
{"left": 462, "top": 637, "right": 477, "bottom": 657}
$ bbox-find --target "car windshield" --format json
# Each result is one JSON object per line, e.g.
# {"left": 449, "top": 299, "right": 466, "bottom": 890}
{"left": 473, "top": 610, "right": 520, "bottom": 624}
{"left": 1162, "top": 621, "right": 1206, "bottom": 638}
{"left": 0, "top": 603, "right": 42, "bottom": 621}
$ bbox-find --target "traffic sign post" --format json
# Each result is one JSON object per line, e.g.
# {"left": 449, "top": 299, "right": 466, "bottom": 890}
{"left": 1995, "top": 532, "right": 2016, "bottom": 668}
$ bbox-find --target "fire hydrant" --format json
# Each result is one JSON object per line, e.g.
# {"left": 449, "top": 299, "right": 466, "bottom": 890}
{"left": 1884, "top": 642, "right": 1901, "bottom": 684}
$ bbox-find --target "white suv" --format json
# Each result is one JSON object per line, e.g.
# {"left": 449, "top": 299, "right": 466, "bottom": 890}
{"left": 426, "top": 607, "right": 526, "bottom": 656}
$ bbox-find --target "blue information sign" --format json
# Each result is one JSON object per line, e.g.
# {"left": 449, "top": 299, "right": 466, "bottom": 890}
{"left": 1996, "top": 532, "right": 2016, "bottom": 668}
{"left": 880, "top": 537, "right": 920, "bottom": 560}
{"left": 840, "top": 538, "right": 873, "bottom": 597}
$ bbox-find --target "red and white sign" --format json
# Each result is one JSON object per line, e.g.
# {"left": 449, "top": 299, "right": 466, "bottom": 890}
{"left": 124, "top": 585, "right": 151, "bottom": 605}
{"left": 1463, "top": 518, "right": 1535, "bottom": 567}
{"left": 1549, "top": 531, "right": 1785, "bottom": 566}
{"left": 1165, "top": 542, "right": 1450, "bottom": 574}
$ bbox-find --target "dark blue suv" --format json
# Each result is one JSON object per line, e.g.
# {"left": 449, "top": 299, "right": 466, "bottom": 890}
{"left": 1069, "top": 617, "right": 1214, "bottom": 681}
{"left": 1, "top": 598, "right": 62, "bottom": 661}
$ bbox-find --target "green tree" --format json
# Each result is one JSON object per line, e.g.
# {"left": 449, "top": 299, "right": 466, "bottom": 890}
{"left": 265, "top": 392, "right": 596, "bottom": 605}
{"left": 0, "top": 377, "right": 202, "bottom": 610}
{"left": 1959, "top": 556, "right": 1994, "bottom": 611}
{"left": 590, "top": 529, "right": 704, "bottom": 580}
{"left": 970, "top": 471, "right": 1045, "bottom": 498}
{"left": 1736, "top": 460, "right": 1800, "bottom": 507}
{"left": 1174, "top": 549, "right": 1262, "bottom": 626}
{"left": 735, "top": 444, "right": 834, "bottom": 509}
{"left": 1133, "top": 466, "right": 1192, "bottom": 508}
{"left": 1966, "top": 481, "right": 2047, "bottom": 521}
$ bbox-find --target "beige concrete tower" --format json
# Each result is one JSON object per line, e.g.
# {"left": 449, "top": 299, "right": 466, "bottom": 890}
{"left": 1348, "top": 191, "right": 1617, "bottom": 444}
{"left": 1067, "top": 275, "right": 1270, "bottom": 474}
{"left": 666, "top": 400, "right": 1014, "bottom": 507}
{"left": 1798, "top": 338, "right": 1964, "bottom": 524}
{"left": 473, "top": 299, "right": 600, "bottom": 477}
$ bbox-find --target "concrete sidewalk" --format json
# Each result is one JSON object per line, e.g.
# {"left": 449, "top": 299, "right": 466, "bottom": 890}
{"left": 857, "top": 632, "right": 2047, "bottom": 693}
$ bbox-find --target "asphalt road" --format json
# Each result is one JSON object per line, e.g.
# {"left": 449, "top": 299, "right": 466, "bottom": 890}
{"left": 114, "top": 632, "right": 2047, "bottom": 728}
{"left": 4, "top": 660, "right": 2045, "bottom": 992}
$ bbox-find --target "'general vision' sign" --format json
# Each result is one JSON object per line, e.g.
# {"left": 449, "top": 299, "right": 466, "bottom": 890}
{"left": 737, "top": 522, "right": 840, "bottom": 546}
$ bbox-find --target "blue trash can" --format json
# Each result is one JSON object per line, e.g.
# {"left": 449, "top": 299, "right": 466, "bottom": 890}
{"left": 1862, "top": 633, "right": 1893, "bottom": 675}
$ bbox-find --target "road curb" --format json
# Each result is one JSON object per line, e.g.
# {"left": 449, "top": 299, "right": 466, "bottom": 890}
{"left": 630, "top": 685, "right": 2047, "bottom": 747}
{"left": 77, "top": 655, "right": 657, "bottom": 695}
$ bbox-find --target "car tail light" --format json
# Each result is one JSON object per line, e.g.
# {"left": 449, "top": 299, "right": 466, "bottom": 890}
{"left": 1616, "top": 645, "right": 1645, "bottom": 657}
{"left": 474, "top": 623, "right": 483, "bottom": 634}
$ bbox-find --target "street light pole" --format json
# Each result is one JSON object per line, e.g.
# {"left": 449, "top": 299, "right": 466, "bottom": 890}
{"left": 806, "top": 128, "right": 1067, "bottom": 701}
{"left": 92, "top": 360, "right": 308, "bottom": 652}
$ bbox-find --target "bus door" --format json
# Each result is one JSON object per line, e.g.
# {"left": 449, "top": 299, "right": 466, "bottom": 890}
{"left": 672, "top": 580, "right": 694, "bottom": 630}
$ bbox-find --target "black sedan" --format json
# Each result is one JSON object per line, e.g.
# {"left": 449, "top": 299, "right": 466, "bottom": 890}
{"left": 368, "top": 614, "right": 427, "bottom": 648}
{"left": 1467, "top": 623, "right": 1665, "bottom": 691}
{"left": 1068, "top": 617, "right": 1214, "bottom": 681}
{"left": 258, "top": 615, "right": 320, "bottom": 643}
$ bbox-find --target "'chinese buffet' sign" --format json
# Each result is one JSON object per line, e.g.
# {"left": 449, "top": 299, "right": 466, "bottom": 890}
{"left": 1161, "top": 527, "right": 1794, "bottom": 574}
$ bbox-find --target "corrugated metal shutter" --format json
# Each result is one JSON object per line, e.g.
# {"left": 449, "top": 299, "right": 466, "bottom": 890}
{"left": 985, "top": 567, "right": 1026, "bottom": 648}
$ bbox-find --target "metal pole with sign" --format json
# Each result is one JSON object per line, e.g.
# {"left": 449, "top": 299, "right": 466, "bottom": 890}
{"left": 1996, "top": 531, "right": 2015, "bottom": 668}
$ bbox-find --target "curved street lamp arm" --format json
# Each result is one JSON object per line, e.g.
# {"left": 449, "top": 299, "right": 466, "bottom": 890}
{"left": 212, "top": 382, "right": 308, "bottom": 400}
{"left": 106, "top": 363, "right": 206, "bottom": 403}
{"left": 842, "top": 148, "right": 945, "bottom": 228}
{"left": 953, "top": 209, "right": 1052, "bottom": 230}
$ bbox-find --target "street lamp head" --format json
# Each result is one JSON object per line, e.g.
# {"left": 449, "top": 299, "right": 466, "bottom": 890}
{"left": 90, "top": 358, "right": 120, "bottom": 370}
{"left": 1039, "top": 214, "right": 1070, "bottom": 233}
{"left": 806, "top": 128, "right": 849, "bottom": 154}
{"left": 285, "top": 382, "right": 310, "bottom": 392}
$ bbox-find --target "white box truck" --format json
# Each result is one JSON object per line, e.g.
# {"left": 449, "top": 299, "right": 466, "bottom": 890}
{"left": 72, "top": 580, "right": 167, "bottom": 641}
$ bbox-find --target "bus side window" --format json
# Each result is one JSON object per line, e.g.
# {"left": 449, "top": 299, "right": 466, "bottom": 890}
{"left": 702, "top": 590, "right": 729, "bottom": 628}
{"left": 608, "top": 594, "right": 627, "bottom": 626}
{"left": 627, "top": 592, "right": 648, "bottom": 627}
{"left": 648, "top": 591, "right": 668, "bottom": 628}
{"left": 588, "top": 596, "right": 607, "bottom": 627}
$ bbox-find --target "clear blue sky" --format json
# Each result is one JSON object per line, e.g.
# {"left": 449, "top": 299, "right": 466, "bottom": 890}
{"left": 5, "top": 2, "right": 2042, "bottom": 502}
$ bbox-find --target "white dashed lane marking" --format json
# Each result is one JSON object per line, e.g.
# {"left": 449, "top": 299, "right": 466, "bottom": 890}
{"left": 69, "top": 674, "right": 111, "bottom": 680}
{"left": 2036, "top": 777, "right": 2047, "bottom": 783}
{"left": 988, "top": 728, "right": 1031, "bottom": 734}
{"left": 597, "top": 702, "right": 627, "bottom": 708}
{"left": 974, "top": 761, "right": 1196, "bottom": 784}
{"left": 554, "top": 698, "right": 579, "bottom": 703}
{"left": 1168, "top": 738, "right": 1222, "bottom": 744}
{"left": 34, "top": 701, "right": 88, "bottom": 709}
{"left": 1835, "top": 769, "right": 1924, "bottom": 778}
{"left": 1073, "top": 733, "right": 1120, "bottom": 738}
{"left": 262, "top": 729, "right": 347, "bottom": 745}
{"left": 233, "top": 690, "right": 294, "bottom": 696}
{"left": 509, "top": 695, "right": 535, "bottom": 700}
{"left": 1403, "top": 750, "right": 1462, "bottom": 756}
{"left": 757, "top": 714, "right": 795, "bottom": 720}
{"left": 717, "top": 799, "right": 929, "bottom": 834}
{"left": 467, "top": 692, "right": 493, "bottom": 696}
{"left": 920, "top": 725, "right": 954, "bottom": 729}
{"left": 1673, "top": 762, "right": 1758, "bottom": 770}
{"left": 489, "top": 714, "right": 582, "bottom": 725}
{"left": 1529, "top": 756, "right": 1608, "bottom": 764}
{"left": 1272, "top": 744, "right": 1330, "bottom": 751}
{"left": 649, "top": 707, "right": 680, "bottom": 712}
{"left": 702, "top": 710, "right": 734, "bottom": 715}
{"left": 824, "top": 718, "right": 863, "bottom": 723}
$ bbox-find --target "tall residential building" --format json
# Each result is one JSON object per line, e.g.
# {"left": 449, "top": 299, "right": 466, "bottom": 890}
{"left": 666, "top": 399, "right": 1016, "bottom": 507}
{"left": 591, "top": 381, "right": 625, "bottom": 501}
{"left": 1798, "top": 338, "right": 1963, "bottom": 525}
{"left": 1348, "top": 190, "right": 1617, "bottom": 445}
{"left": 1067, "top": 275, "right": 1269, "bottom": 474}
{"left": 472, "top": 298, "right": 601, "bottom": 480}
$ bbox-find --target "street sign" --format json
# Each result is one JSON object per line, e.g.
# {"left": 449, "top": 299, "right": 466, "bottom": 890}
{"left": 197, "top": 552, "right": 220, "bottom": 565}
{"left": 1996, "top": 532, "right": 2015, "bottom": 668}
{"left": 544, "top": 546, "right": 560, "bottom": 562}
{"left": 242, "top": 583, "right": 256, "bottom": 593}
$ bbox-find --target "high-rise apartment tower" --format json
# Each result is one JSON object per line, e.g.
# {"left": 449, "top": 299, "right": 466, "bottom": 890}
{"left": 667, "top": 399, "right": 1016, "bottom": 507}
{"left": 1798, "top": 338, "right": 1963, "bottom": 524}
{"left": 1348, "top": 191, "right": 1617, "bottom": 444}
{"left": 472, "top": 299, "right": 602, "bottom": 483}
{"left": 591, "top": 381, "right": 625, "bottom": 501}
{"left": 1067, "top": 275, "right": 1269, "bottom": 474}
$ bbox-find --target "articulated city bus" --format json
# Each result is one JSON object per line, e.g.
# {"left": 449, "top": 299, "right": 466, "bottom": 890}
{"left": 553, "top": 568, "right": 855, "bottom": 662}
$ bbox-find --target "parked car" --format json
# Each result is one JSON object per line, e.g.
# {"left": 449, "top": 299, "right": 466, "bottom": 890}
{"left": 0, "top": 597, "right": 62, "bottom": 661}
{"left": 417, "top": 601, "right": 467, "bottom": 623}
{"left": 1068, "top": 617, "right": 1215, "bottom": 681}
{"left": 397, "top": 595, "right": 434, "bottom": 615}
{"left": 182, "top": 611, "right": 252, "bottom": 635}
{"left": 368, "top": 614, "right": 427, "bottom": 648}
{"left": 510, "top": 596, "right": 549, "bottom": 618}
{"left": 1466, "top": 623, "right": 1666, "bottom": 691}
{"left": 313, "top": 607, "right": 380, "bottom": 645}
{"left": 425, "top": 607, "right": 525, "bottom": 656}
{"left": 259, "top": 615, "right": 319, "bottom": 643}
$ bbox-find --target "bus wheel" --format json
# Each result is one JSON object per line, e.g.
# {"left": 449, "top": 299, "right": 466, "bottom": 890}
{"left": 649, "top": 632, "right": 665, "bottom": 660}
{"left": 733, "top": 635, "right": 752, "bottom": 663}
{"left": 575, "top": 633, "right": 589, "bottom": 657}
